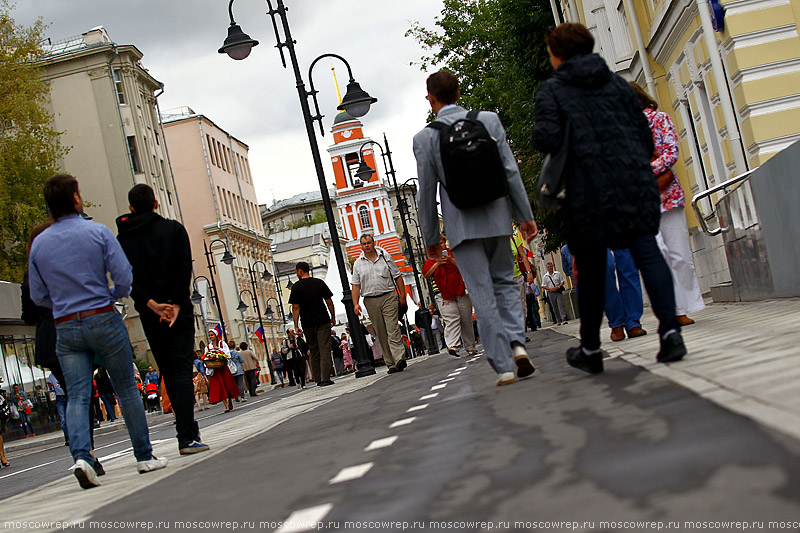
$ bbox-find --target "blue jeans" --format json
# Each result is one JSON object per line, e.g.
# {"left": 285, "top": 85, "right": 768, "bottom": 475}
{"left": 604, "top": 249, "right": 644, "bottom": 330}
{"left": 55, "top": 395, "right": 68, "bottom": 440}
{"left": 18, "top": 410, "right": 35, "bottom": 436}
{"left": 56, "top": 311, "right": 153, "bottom": 463}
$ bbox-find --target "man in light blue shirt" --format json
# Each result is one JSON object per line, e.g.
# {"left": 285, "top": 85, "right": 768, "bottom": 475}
{"left": 28, "top": 174, "right": 167, "bottom": 489}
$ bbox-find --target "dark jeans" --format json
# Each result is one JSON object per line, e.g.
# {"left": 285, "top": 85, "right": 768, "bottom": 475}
{"left": 304, "top": 323, "right": 333, "bottom": 382}
{"left": 574, "top": 234, "right": 679, "bottom": 351}
{"left": 99, "top": 393, "right": 116, "bottom": 421}
{"left": 526, "top": 293, "right": 541, "bottom": 330}
{"left": 289, "top": 357, "right": 306, "bottom": 387}
{"left": 244, "top": 369, "right": 258, "bottom": 396}
{"left": 142, "top": 313, "right": 199, "bottom": 446}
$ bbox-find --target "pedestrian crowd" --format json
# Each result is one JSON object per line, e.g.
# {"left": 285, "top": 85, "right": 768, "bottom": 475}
{"left": 3, "top": 21, "right": 702, "bottom": 490}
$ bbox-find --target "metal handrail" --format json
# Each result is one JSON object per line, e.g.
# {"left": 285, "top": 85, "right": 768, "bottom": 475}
{"left": 691, "top": 167, "right": 759, "bottom": 236}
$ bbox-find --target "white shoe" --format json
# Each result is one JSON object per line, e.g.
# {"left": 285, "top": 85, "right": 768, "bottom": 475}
{"left": 511, "top": 344, "right": 536, "bottom": 379}
{"left": 137, "top": 455, "right": 168, "bottom": 474}
{"left": 496, "top": 371, "right": 515, "bottom": 386}
{"left": 71, "top": 459, "right": 101, "bottom": 489}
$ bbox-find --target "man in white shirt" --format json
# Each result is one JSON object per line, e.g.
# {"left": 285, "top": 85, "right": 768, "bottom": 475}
{"left": 542, "top": 262, "right": 568, "bottom": 325}
{"left": 351, "top": 233, "right": 408, "bottom": 374}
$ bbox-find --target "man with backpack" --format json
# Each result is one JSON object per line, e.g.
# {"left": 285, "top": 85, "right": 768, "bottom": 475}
{"left": 413, "top": 70, "right": 538, "bottom": 387}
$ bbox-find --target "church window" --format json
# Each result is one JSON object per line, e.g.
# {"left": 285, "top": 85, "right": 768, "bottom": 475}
{"left": 358, "top": 205, "right": 372, "bottom": 229}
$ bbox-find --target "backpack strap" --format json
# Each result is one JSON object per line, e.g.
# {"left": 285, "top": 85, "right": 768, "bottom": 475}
{"left": 426, "top": 121, "right": 447, "bottom": 132}
{"left": 466, "top": 110, "right": 480, "bottom": 120}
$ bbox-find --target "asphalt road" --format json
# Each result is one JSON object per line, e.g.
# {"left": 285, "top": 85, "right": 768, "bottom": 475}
{"left": 44, "top": 329, "right": 800, "bottom": 533}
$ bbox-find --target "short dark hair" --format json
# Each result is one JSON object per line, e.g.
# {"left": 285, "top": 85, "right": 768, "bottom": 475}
{"left": 128, "top": 183, "right": 156, "bottom": 213}
{"left": 295, "top": 261, "right": 310, "bottom": 273}
{"left": 43, "top": 174, "right": 80, "bottom": 220}
{"left": 239, "top": 342, "right": 248, "bottom": 350}
{"left": 545, "top": 23, "right": 595, "bottom": 61}
{"left": 426, "top": 70, "right": 459, "bottom": 105}
{"left": 359, "top": 233, "right": 374, "bottom": 244}
{"left": 629, "top": 82, "right": 659, "bottom": 110}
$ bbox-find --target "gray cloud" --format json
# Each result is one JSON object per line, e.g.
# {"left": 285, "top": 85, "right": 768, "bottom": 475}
{"left": 14, "top": 0, "right": 443, "bottom": 205}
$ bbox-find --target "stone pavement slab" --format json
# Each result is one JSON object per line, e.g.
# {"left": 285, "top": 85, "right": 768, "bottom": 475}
{"left": 552, "top": 298, "right": 800, "bottom": 440}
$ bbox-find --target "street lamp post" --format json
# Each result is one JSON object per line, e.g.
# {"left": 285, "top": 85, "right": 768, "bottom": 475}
{"left": 264, "top": 297, "right": 281, "bottom": 349}
{"left": 256, "top": 263, "right": 288, "bottom": 327}
{"left": 219, "top": 0, "right": 377, "bottom": 377}
{"left": 354, "top": 137, "right": 435, "bottom": 353}
{"left": 236, "top": 288, "right": 275, "bottom": 382}
{"left": 200, "top": 239, "right": 235, "bottom": 342}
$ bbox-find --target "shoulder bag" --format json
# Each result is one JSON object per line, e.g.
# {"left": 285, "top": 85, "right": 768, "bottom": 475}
{"left": 537, "top": 122, "right": 570, "bottom": 209}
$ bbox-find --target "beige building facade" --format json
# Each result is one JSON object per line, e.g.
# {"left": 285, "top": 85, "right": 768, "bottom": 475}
{"left": 556, "top": 0, "right": 800, "bottom": 295}
{"left": 40, "top": 27, "right": 180, "bottom": 362}
{"left": 162, "top": 109, "right": 279, "bottom": 369}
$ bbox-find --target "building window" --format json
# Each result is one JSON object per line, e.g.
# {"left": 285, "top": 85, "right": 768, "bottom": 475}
{"left": 127, "top": 136, "right": 141, "bottom": 173}
{"left": 345, "top": 153, "right": 362, "bottom": 186}
{"left": 304, "top": 210, "right": 312, "bottom": 223}
{"left": 113, "top": 69, "right": 125, "bottom": 105}
{"left": 358, "top": 205, "right": 372, "bottom": 229}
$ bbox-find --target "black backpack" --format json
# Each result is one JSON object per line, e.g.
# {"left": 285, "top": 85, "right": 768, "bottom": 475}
{"left": 427, "top": 110, "right": 509, "bottom": 209}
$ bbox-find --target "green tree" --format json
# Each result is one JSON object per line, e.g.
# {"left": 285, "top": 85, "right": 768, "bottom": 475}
{"left": 407, "top": 0, "right": 564, "bottom": 251}
{"left": 0, "top": 1, "right": 66, "bottom": 282}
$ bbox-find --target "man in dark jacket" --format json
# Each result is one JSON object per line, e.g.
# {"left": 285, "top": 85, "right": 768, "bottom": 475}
{"left": 532, "top": 23, "right": 686, "bottom": 373}
{"left": 116, "top": 184, "right": 209, "bottom": 455}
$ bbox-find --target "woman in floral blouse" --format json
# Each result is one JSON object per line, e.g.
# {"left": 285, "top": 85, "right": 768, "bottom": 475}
{"left": 631, "top": 83, "right": 704, "bottom": 326}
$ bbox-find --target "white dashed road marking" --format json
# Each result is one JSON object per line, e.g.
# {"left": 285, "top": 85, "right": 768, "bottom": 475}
{"left": 276, "top": 504, "right": 334, "bottom": 533}
{"left": 329, "top": 463, "right": 374, "bottom": 484}
{"left": 407, "top": 404, "right": 429, "bottom": 412}
{"left": 365, "top": 436, "right": 398, "bottom": 451}
{"left": 389, "top": 417, "right": 417, "bottom": 428}
{"left": 419, "top": 393, "right": 438, "bottom": 400}
{"left": 439, "top": 378, "right": 455, "bottom": 383}
{"left": 431, "top": 384, "right": 447, "bottom": 390}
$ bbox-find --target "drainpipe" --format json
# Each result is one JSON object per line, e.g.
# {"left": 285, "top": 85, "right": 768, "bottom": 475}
{"left": 622, "top": 0, "right": 656, "bottom": 96}
{"left": 549, "top": 0, "right": 562, "bottom": 24}
{"left": 694, "top": 0, "right": 748, "bottom": 174}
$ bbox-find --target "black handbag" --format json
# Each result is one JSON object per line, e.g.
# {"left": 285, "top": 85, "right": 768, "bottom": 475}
{"left": 537, "top": 122, "right": 570, "bottom": 209}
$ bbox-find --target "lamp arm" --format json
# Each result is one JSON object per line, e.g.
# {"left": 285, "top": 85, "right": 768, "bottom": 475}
{"left": 265, "top": 0, "right": 289, "bottom": 68}
{"left": 307, "top": 53, "right": 355, "bottom": 136}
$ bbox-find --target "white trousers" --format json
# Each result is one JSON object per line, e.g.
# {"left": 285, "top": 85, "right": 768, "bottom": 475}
{"left": 656, "top": 208, "right": 705, "bottom": 315}
{"left": 435, "top": 293, "right": 476, "bottom": 350}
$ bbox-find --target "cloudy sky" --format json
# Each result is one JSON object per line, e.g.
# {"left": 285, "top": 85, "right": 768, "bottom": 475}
{"left": 13, "top": 0, "right": 444, "bottom": 207}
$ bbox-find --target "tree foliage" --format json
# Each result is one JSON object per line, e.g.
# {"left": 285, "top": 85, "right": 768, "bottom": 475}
{"left": 0, "top": 1, "right": 66, "bottom": 282}
{"left": 406, "top": 0, "right": 564, "bottom": 251}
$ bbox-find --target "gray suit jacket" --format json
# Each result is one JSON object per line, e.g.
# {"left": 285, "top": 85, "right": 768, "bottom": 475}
{"left": 413, "top": 105, "right": 534, "bottom": 249}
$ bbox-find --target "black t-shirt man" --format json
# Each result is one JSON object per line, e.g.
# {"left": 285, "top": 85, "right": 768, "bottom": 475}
{"left": 289, "top": 277, "right": 334, "bottom": 327}
{"left": 288, "top": 262, "right": 336, "bottom": 386}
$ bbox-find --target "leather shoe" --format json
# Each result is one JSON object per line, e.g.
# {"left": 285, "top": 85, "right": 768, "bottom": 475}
{"left": 676, "top": 315, "right": 695, "bottom": 326}
{"left": 396, "top": 359, "right": 407, "bottom": 371}
{"left": 626, "top": 326, "right": 647, "bottom": 338}
{"left": 387, "top": 367, "right": 398, "bottom": 374}
{"left": 657, "top": 332, "right": 687, "bottom": 363}
{"left": 610, "top": 326, "right": 625, "bottom": 342}
{"left": 566, "top": 347, "right": 604, "bottom": 374}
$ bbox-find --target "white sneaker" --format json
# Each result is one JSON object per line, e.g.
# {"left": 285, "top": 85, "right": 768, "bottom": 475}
{"left": 137, "top": 455, "right": 168, "bottom": 474}
{"left": 496, "top": 371, "right": 515, "bottom": 386}
{"left": 511, "top": 344, "right": 536, "bottom": 379}
{"left": 71, "top": 459, "right": 101, "bottom": 489}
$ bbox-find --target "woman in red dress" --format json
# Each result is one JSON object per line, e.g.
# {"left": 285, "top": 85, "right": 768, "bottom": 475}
{"left": 204, "top": 330, "right": 240, "bottom": 413}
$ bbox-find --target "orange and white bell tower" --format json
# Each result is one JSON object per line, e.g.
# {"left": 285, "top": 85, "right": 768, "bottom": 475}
{"left": 328, "top": 111, "right": 411, "bottom": 276}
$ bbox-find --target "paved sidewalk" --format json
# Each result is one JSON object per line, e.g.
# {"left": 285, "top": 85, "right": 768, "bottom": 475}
{"left": 550, "top": 297, "right": 800, "bottom": 440}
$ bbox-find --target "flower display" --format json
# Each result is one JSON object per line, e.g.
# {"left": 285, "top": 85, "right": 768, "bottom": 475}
{"left": 202, "top": 349, "right": 228, "bottom": 362}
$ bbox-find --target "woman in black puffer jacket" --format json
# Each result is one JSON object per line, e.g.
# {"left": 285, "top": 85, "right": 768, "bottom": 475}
{"left": 533, "top": 23, "right": 687, "bottom": 373}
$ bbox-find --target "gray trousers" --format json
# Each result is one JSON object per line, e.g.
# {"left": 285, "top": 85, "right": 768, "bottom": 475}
{"left": 363, "top": 292, "right": 405, "bottom": 370}
{"left": 549, "top": 291, "right": 567, "bottom": 322}
{"left": 451, "top": 236, "right": 525, "bottom": 374}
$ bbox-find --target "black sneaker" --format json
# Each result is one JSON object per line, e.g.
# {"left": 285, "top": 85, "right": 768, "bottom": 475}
{"left": 93, "top": 458, "right": 106, "bottom": 476}
{"left": 657, "top": 332, "right": 687, "bottom": 363}
{"left": 566, "top": 347, "right": 604, "bottom": 374}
